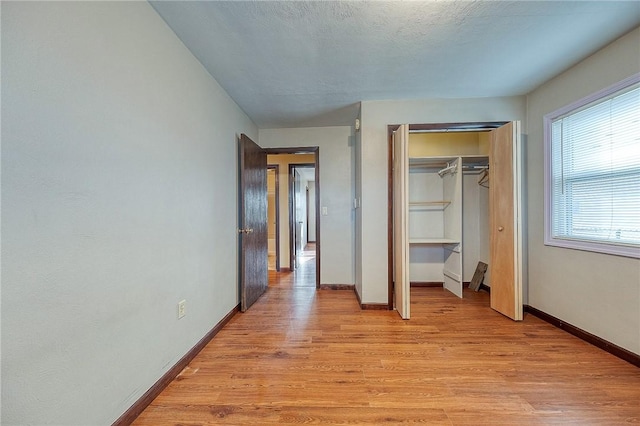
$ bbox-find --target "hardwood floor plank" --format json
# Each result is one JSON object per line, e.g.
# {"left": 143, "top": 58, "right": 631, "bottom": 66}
{"left": 133, "top": 264, "right": 640, "bottom": 425}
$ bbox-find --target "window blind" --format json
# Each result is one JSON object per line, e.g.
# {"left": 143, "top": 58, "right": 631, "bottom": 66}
{"left": 550, "top": 84, "right": 640, "bottom": 248}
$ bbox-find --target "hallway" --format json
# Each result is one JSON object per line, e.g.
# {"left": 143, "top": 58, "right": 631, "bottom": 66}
{"left": 134, "top": 270, "right": 640, "bottom": 424}
{"left": 270, "top": 242, "right": 316, "bottom": 288}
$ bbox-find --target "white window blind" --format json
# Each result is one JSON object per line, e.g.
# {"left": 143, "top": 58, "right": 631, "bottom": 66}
{"left": 545, "top": 75, "right": 640, "bottom": 258}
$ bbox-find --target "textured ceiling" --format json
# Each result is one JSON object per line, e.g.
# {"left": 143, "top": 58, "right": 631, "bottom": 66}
{"left": 150, "top": 1, "right": 640, "bottom": 128}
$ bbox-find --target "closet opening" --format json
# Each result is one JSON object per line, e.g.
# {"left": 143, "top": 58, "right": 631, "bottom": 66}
{"left": 388, "top": 122, "right": 523, "bottom": 321}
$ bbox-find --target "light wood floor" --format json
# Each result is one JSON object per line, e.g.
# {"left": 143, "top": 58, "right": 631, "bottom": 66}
{"left": 134, "top": 263, "right": 640, "bottom": 425}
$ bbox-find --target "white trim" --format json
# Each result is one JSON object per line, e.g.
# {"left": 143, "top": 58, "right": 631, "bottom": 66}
{"left": 546, "top": 237, "right": 640, "bottom": 259}
{"left": 512, "top": 121, "right": 523, "bottom": 320}
{"left": 544, "top": 73, "right": 640, "bottom": 120}
{"left": 543, "top": 72, "right": 640, "bottom": 259}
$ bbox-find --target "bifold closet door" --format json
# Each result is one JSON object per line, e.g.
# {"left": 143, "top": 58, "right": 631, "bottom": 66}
{"left": 489, "top": 122, "right": 523, "bottom": 321}
{"left": 393, "top": 124, "right": 410, "bottom": 319}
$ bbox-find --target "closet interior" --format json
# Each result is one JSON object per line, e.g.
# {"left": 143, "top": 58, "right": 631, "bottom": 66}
{"left": 407, "top": 131, "right": 491, "bottom": 298}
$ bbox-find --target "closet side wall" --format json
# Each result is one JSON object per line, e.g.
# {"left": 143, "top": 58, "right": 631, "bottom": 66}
{"left": 463, "top": 174, "right": 491, "bottom": 285}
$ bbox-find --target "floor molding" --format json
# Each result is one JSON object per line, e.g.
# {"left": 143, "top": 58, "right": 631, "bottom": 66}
{"left": 410, "top": 281, "right": 443, "bottom": 287}
{"left": 524, "top": 305, "right": 640, "bottom": 368}
{"left": 320, "top": 284, "right": 354, "bottom": 290}
{"left": 112, "top": 304, "right": 240, "bottom": 426}
{"left": 360, "top": 303, "right": 390, "bottom": 310}
{"left": 353, "top": 287, "right": 389, "bottom": 310}
{"left": 409, "top": 281, "right": 490, "bottom": 293}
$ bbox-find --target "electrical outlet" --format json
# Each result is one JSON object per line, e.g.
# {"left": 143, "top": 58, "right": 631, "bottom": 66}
{"left": 178, "top": 300, "right": 186, "bottom": 319}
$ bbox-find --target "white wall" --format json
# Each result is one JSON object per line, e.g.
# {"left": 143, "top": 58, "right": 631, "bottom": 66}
{"left": 526, "top": 27, "right": 640, "bottom": 354}
{"left": 462, "top": 174, "right": 491, "bottom": 284}
{"left": 260, "top": 127, "right": 355, "bottom": 285}
{"left": 1, "top": 2, "right": 257, "bottom": 424}
{"left": 359, "top": 97, "right": 527, "bottom": 303}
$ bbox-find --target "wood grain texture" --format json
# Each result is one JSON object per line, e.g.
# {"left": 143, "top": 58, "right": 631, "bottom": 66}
{"left": 319, "top": 284, "right": 355, "bottom": 290}
{"left": 239, "top": 134, "right": 268, "bottom": 312}
{"left": 469, "top": 261, "right": 488, "bottom": 291}
{"left": 489, "top": 122, "right": 520, "bottom": 320}
{"left": 392, "top": 124, "right": 410, "bottom": 319}
{"left": 410, "top": 282, "right": 444, "bottom": 287}
{"left": 134, "top": 269, "right": 640, "bottom": 425}
{"left": 525, "top": 305, "right": 640, "bottom": 368}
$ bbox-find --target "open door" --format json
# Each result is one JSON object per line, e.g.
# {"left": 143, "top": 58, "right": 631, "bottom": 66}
{"left": 489, "top": 122, "right": 523, "bottom": 320}
{"left": 393, "top": 124, "right": 410, "bottom": 319}
{"left": 238, "top": 134, "right": 268, "bottom": 312}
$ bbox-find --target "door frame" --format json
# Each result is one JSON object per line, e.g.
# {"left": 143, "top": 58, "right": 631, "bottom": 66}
{"left": 267, "top": 164, "right": 280, "bottom": 271}
{"left": 387, "top": 122, "right": 508, "bottom": 309}
{"left": 265, "top": 147, "right": 321, "bottom": 290}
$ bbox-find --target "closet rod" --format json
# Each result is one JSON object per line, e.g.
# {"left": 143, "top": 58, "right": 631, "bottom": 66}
{"left": 462, "top": 165, "right": 489, "bottom": 173}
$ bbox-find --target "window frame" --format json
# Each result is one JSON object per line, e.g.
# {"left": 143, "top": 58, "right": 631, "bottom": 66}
{"left": 543, "top": 72, "right": 640, "bottom": 259}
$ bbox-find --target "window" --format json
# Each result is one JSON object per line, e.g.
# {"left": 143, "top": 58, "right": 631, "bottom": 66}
{"left": 544, "top": 73, "right": 640, "bottom": 258}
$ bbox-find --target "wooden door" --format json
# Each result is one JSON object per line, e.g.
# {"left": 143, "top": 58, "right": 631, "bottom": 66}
{"left": 393, "top": 124, "right": 410, "bottom": 319}
{"left": 239, "top": 134, "right": 268, "bottom": 312}
{"left": 489, "top": 122, "right": 523, "bottom": 320}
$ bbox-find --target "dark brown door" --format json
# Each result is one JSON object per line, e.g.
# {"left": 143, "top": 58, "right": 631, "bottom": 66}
{"left": 239, "top": 134, "right": 268, "bottom": 312}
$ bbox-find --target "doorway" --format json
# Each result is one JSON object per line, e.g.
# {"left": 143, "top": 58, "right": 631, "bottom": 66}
{"left": 265, "top": 148, "right": 321, "bottom": 289}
